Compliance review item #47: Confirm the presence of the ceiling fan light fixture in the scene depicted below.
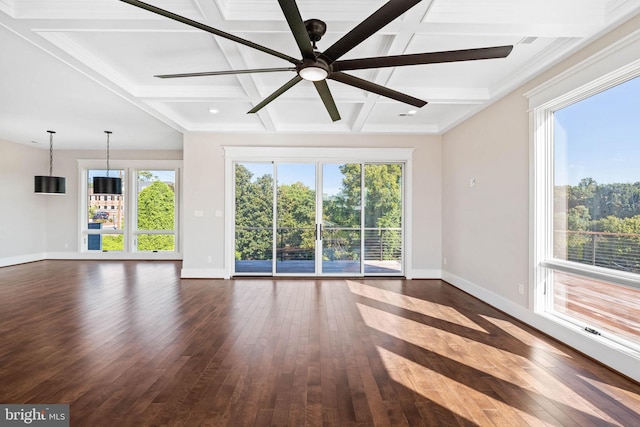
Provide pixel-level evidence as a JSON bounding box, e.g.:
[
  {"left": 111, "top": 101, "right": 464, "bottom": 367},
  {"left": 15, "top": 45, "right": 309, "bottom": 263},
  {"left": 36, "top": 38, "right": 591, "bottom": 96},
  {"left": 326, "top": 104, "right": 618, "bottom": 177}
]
[
  {"left": 298, "top": 59, "right": 330, "bottom": 82},
  {"left": 299, "top": 66, "right": 328, "bottom": 81}
]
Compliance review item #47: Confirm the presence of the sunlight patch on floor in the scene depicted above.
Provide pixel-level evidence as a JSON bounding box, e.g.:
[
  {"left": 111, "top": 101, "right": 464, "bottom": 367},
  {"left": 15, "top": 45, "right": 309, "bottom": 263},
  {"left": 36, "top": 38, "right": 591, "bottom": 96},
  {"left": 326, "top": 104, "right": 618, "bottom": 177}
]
[
  {"left": 478, "top": 314, "right": 571, "bottom": 358},
  {"left": 578, "top": 375, "right": 640, "bottom": 411},
  {"left": 357, "top": 302, "right": 622, "bottom": 424},
  {"left": 347, "top": 280, "right": 488, "bottom": 333},
  {"left": 376, "top": 346, "right": 565, "bottom": 426}
]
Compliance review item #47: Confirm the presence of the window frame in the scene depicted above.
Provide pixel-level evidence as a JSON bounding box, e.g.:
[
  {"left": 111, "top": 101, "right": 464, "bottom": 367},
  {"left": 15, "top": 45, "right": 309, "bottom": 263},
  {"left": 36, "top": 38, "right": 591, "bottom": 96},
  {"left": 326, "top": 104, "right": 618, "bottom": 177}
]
[
  {"left": 528, "top": 30, "right": 640, "bottom": 354},
  {"left": 133, "top": 169, "right": 178, "bottom": 253},
  {"left": 224, "top": 146, "right": 414, "bottom": 279},
  {"left": 78, "top": 159, "right": 182, "bottom": 257}
]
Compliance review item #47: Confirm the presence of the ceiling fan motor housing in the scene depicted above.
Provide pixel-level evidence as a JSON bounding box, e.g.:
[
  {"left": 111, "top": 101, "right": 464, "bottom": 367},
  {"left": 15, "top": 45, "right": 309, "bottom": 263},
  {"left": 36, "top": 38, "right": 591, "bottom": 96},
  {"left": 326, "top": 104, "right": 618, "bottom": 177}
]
[{"left": 304, "top": 19, "right": 326, "bottom": 43}]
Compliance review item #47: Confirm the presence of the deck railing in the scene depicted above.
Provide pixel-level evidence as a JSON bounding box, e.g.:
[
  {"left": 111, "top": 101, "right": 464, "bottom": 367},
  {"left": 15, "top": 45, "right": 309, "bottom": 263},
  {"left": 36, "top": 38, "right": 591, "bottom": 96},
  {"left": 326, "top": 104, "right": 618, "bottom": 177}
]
[
  {"left": 554, "top": 230, "right": 640, "bottom": 273},
  {"left": 235, "top": 226, "right": 402, "bottom": 261}
]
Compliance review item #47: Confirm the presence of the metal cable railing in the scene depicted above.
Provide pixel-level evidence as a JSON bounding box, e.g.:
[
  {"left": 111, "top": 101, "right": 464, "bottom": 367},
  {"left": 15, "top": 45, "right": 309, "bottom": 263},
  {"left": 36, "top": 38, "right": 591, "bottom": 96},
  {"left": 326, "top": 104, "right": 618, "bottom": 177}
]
[
  {"left": 554, "top": 230, "right": 640, "bottom": 273},
  {"left": 235, "top": 226, "right": 402, "bottom": 261}
]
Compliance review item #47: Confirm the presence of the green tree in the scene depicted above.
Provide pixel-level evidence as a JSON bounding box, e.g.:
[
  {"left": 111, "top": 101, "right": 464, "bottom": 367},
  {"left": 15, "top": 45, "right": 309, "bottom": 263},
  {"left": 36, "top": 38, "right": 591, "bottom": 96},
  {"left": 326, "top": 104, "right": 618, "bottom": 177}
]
[
  {"left": 364, "top": 164, "right": 402, "bottom": 259},
  {"left": 323, "top": 164, "right": 402, "bottom": 260},
  {"left": 277, "top": 181, "right": 315, "bottom": 257},
  {"left": 137, "top": 180, "right": 175, "bottom": 250},
  {"left": 594, "top": 215, "right": 640, "bottom": 272},
  {"left": 138, "top": 170, "right": 154, "bottom": 182},
  {"left": 559, "top": 178, "right": 640, "bottom": 272},
  {"left": 235, "top": 165, "right": 273, "bottom": 260}
]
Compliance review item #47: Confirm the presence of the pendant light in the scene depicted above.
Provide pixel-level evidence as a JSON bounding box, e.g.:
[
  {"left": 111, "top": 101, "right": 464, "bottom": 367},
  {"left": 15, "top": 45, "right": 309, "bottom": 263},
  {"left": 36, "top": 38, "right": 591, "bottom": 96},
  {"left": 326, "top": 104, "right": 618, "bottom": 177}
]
[
  {"left": 93, "top": 130, "right": 122, "bottom": 194},
  {"left": 34, "top": 130, "right": 66, "bottom": 195}
]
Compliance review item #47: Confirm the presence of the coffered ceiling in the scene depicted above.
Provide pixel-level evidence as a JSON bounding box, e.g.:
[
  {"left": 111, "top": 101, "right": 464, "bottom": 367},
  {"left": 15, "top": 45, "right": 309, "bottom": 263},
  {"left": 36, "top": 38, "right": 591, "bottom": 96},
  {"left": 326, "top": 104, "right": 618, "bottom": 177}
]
[{"left": 1, "top": 0, "right": 638, "bottom": 150}]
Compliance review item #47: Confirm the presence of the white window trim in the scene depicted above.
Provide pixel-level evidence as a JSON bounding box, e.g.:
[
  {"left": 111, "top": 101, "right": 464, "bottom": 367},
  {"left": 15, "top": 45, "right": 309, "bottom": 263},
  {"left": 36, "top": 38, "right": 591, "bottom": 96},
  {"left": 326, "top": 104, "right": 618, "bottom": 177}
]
[
  {"left": 77, "top": 159, "right": 183, "bottom": 259},
  {"left": 526, "top": 29, "right": 640, "bottom": 379},
  {"left": 223, "top": 146, "right": 414, "bottom": 279}
]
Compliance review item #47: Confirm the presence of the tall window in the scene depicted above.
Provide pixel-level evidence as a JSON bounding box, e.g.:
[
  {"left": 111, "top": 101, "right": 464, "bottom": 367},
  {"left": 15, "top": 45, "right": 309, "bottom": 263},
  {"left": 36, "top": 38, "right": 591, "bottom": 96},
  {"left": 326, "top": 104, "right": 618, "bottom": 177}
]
[
  {"left": 136, "top": 170, "right": 176, "bottom": 252},
  {"left": 87, "top": 169, "right": 125, "bottom": 251},
  {"left": 534, "top": 75, "right": 640, "bottom": 350}
]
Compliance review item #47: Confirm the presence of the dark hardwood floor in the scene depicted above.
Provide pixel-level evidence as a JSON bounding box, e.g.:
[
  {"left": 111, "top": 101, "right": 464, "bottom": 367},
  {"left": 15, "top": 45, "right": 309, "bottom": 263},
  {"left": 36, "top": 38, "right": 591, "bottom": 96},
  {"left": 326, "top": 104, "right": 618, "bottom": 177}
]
[{"left": 0, "top": 260, "right": 639, "bottom": 426}]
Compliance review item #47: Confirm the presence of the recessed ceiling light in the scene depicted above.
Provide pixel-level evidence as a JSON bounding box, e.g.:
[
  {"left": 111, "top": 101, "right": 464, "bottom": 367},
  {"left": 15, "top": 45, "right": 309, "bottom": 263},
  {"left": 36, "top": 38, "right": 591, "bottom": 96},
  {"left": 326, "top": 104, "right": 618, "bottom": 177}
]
[
  {"left": 209, "top": 108, "right": 219, "bottom": 114},
  {"left": 407, "top": 110, "right": 417, "bottom": 115}
]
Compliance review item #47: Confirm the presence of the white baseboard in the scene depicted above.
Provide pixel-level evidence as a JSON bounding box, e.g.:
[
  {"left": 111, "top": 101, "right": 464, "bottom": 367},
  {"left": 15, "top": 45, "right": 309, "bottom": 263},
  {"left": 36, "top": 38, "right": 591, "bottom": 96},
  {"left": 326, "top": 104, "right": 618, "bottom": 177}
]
[
  {"left": 181, "top": 268, "right": 226, "bottom": 279},
  {"left": 442, "top": 270, "right": 640, "bottom": 383},
  {"left": 0, "top": 253, "right": 46, "bottom": 268},
  {"left": 410, "top": 269, "right": 442, "bottom": 279}
]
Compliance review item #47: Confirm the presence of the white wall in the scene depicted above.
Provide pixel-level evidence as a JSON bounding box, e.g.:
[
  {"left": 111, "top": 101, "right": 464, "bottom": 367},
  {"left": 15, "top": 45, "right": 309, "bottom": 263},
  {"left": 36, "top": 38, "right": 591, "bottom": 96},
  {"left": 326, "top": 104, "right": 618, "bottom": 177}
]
[
  {"left": 181, "top": 132, "right": 442, "bottom": 279},
  {"left": 0, "top": 144, "right": 182, "bottom": 264},
  {"left": 0, "top": 139, "right": 49, "bottom": 265},
  {"left": 441, "top": 14, "right": 640, "bottom": 381},
  {"left": 442, "top": 90, "right": 530, "bottom": 304}
]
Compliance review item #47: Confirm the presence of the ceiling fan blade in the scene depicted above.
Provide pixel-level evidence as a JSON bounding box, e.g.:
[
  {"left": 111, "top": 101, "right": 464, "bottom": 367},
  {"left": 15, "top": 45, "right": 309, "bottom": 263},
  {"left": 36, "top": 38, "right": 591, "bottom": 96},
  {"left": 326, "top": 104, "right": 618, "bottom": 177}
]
[
  {"left": 155, "top": 67, "right": 297, "bottom": 79},
  {"left": 248, "top": 76, "right": 303, "bottom": 114},
  {"left": 330, "top": 72, "right": 427, "bottom": 108},
  {"left": 313, "top": 81, "right": 341, "bottom": 122},
  {"left": 278, "top": 0, "right": 315, "bottom": 59},
  {"left": 118, "top": 0, "right": 299, "bottom": 64},
  {"left": 333, "top": 45, "right": 514, "bottom": 72},
  {"left": 320, "top": 0, "right": 421, "bottom": 63}
]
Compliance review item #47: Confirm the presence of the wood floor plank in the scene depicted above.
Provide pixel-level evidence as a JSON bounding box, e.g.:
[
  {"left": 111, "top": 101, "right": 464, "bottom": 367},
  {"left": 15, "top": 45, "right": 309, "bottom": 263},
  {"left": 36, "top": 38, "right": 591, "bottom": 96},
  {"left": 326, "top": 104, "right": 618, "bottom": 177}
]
[{"left": 0, "top": 260, "right": 639, "bottom": 426}]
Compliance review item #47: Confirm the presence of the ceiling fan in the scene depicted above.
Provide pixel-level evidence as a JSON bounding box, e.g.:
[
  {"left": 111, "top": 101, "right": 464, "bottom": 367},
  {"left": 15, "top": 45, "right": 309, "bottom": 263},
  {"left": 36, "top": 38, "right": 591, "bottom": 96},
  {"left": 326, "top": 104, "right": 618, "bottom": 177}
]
[{"left": 119, "top": 0, "right": 513, "bottom": 122}]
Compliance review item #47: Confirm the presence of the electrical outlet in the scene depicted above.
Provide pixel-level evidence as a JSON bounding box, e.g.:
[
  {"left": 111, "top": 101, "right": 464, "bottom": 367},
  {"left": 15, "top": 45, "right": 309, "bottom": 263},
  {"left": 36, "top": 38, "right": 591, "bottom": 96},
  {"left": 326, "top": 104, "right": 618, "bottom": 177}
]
[
  {"left": 443, "top": 257, "right": 447, "bottom": 265},
  {"left": 207, "top": 256, "right": 212, "bottom": 264},
  {"left": 470, "top": 178, "right": 476, "bottom": 187},
  {"left": 518, "top": 283, "right": 525, "bottom": 295}
]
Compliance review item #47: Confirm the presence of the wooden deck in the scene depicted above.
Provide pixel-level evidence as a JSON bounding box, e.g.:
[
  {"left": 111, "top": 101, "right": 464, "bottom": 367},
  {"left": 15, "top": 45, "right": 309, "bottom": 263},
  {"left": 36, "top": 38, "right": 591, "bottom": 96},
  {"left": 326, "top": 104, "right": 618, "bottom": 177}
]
[
  {"left": 552, "top": 271, "right": 640, "bottom": 344},
  {"left": 0, "top": 260, "right": 639, "bottom": 426}
]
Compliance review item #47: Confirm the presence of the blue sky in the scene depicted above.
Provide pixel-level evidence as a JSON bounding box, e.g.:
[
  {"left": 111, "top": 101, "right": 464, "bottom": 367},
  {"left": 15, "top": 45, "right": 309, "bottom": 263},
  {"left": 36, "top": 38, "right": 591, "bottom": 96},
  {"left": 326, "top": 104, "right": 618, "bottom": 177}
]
[{"left": 554, "top": 75, "right": 640, "bottom": 186}]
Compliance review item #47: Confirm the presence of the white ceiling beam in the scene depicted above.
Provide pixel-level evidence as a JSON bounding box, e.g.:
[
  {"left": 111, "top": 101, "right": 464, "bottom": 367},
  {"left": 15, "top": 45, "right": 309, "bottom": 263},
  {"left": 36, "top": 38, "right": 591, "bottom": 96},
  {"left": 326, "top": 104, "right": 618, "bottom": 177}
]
[{"left": 352, "top": 0, "right": 436, "bottom": 132}]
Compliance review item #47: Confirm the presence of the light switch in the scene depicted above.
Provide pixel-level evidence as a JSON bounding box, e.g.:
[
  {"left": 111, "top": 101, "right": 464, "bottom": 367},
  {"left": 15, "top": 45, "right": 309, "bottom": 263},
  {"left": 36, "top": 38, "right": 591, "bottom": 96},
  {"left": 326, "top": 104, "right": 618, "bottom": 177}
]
[
  {"left": 194, "top": 210, "right": 204, "bottom": 217},
  {"left": 215, "top": 210, "right": 222, "bottom": 217}
]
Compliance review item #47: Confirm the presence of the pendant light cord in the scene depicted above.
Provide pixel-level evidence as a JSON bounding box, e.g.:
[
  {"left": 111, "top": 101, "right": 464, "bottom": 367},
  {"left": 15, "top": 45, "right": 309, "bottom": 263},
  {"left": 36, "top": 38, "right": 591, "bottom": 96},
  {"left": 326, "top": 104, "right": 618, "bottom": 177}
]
[
  {"left": 47, "top": 130, "right": 55, "bottom": 177},
  {"left": 105, "top": 131, "right": 112, "bottom": 177}
]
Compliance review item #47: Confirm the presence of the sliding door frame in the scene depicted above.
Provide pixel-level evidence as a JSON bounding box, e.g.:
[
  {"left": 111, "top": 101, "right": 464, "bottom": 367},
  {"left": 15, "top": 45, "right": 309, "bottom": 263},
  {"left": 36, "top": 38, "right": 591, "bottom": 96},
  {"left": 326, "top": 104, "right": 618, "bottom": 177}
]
[{"left": 224, "top": 146, "right": 414, "bottom": 278}]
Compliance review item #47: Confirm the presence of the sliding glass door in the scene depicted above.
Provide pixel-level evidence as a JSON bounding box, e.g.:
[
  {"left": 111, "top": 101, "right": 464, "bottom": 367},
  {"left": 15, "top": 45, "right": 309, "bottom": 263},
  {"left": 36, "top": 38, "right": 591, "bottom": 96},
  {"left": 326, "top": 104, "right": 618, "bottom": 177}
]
[
  {"left": 234, "top": 161, "right": 404, "bottom": 276},
  {"left": 234, "top": 163, "right": 274, "bottom": 274},
  {"left": 322, "top": 164, "right": 362, "bottom": 274},
  {"left": 276, "top": 163, "right": 317, "bottom": 274}
]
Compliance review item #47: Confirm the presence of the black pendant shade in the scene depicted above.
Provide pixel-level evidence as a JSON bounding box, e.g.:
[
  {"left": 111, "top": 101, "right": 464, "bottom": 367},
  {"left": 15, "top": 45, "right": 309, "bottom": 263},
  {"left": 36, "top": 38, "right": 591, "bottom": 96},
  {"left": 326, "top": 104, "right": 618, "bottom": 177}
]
[
  {"left": 34, "top": 175, "right": 66, "bottom": 194},
  {"left": 35, "top": 130, "right": 66, "bottom": 195},
  {"left": 93, "top": 130, "right": 122, "bottom": 194},
  {"left": 93, "top": 176, "right": 122, "bottom": 195}
]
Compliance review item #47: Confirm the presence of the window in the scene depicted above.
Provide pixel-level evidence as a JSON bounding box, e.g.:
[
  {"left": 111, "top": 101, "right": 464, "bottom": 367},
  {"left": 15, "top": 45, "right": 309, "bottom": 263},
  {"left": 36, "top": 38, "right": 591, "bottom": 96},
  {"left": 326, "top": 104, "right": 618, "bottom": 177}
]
[
  {"left": 87, "top": 169, "right": 125, "bottom": 251},
  {"left": 80, "top": 160, "right": 181, "bottom": 255},
  {"left": 531, "top": 67, "right": 640, "bottom": 351},
  {"left": 135, "top": 170, "right": 176, "bottom": 252}
]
